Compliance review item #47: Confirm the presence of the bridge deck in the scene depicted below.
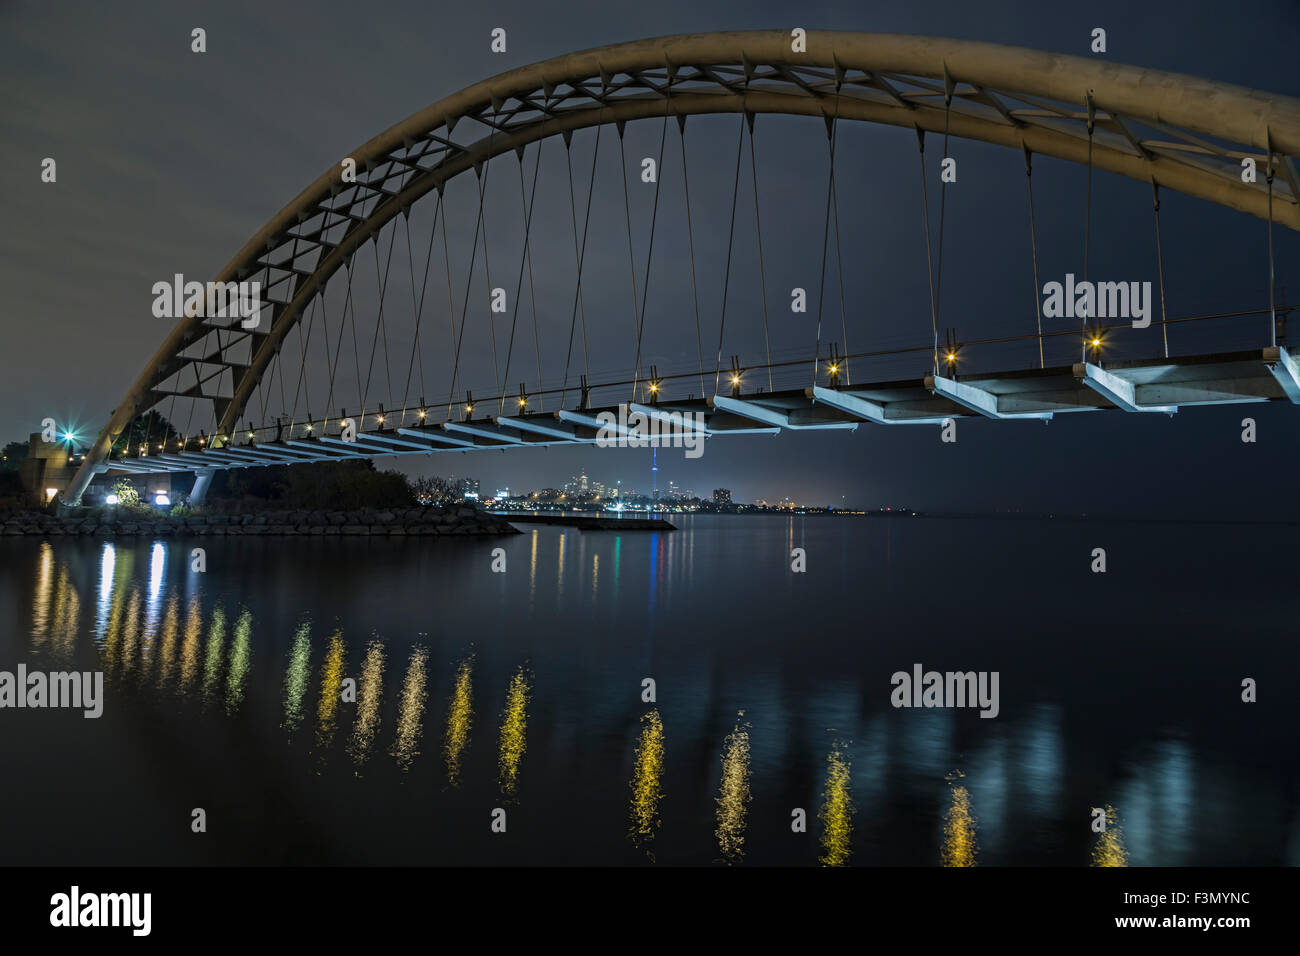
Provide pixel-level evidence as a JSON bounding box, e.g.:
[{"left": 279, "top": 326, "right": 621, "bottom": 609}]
[{"left": 102, "top": 347, "right": 1299, "bottom": 479}]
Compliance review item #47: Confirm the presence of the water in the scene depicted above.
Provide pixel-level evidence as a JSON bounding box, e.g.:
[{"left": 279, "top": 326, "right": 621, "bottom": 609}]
[{"left": 2, "top": 514, "right": 1297, "bottom": 866}]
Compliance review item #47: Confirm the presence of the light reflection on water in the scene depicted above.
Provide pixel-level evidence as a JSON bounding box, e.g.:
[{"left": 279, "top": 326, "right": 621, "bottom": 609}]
[
  {"left": 942, "top": 773, "right": 977, "bottom": 867},
  {"left": 497, "top": 666, "right": 530, "bottom": 797},
  {"left": 629, "top": 709, "right": 665, "bottom": 859},
  {"left": 5, "top": 516, "right": 1297, "bottom": 866},
  {"left": 819, "top": 746, "right": 853, "bottom": 867},
  {"left": 715, "top": 712, "right": 751, "bottom": 864},
  {"left": 391, "top": 646, "right": 429, "bottom": 772},
  {"left": 443, "top": 654, "right": 474, "bottom": 787},
  {"left": 347, "top": 639, "right": 385, "bottom": 770}
]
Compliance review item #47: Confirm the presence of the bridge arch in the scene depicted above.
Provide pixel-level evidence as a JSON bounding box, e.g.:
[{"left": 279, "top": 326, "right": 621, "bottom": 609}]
[{"left": 66, "top": 30, "right": 1300, "bottom": 503}]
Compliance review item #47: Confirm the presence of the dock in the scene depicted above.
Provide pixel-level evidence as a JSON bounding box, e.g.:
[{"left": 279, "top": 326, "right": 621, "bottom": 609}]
[{"left": 494, "top": 512, "right": 676, "bottom": 531}]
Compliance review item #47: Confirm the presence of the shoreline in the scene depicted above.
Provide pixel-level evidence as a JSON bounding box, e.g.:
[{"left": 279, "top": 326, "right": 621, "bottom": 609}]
[{"left": 0, "top": 505, "right": 521, "bottom": 537}]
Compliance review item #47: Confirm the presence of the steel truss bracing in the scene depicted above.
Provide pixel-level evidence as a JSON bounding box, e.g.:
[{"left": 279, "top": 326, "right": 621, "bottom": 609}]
[{"left": 65, "top": 31, "right": 1300, "bottom": 502}]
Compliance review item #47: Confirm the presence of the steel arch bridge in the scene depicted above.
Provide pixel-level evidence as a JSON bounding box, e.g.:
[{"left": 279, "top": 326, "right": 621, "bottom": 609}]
[{"left": 64, "top": 30, "right": 1300, "bottom": 504}]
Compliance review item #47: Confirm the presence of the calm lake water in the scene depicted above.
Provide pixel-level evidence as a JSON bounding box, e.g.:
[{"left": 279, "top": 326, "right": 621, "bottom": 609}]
[{"left": 1, "top": 514, "right": 1297, "bottom": 866}]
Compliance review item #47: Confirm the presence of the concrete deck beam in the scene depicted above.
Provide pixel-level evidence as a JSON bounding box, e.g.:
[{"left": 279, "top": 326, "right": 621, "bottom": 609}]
[
  {"left": 1073, "top": 362, "right": 1177, "bottom": 413},
  {"left": 495, "top": 415, "right": 593, "bottom": 441},
  {"left": 807, "top": 385, "right": 953, "bottom": 424},
  {"left": 443, "top": 422, "right": 527, "bottom": 444},
  {"left": 316, "top": 436, "right": 401, "bottom": 456},
  {"left": 395, "top": 427, "right": 474, "bottom": 449},
  {"left": 927, "top": 375, "right": 1054, "bottom": 420},
  {"left": 709, "top": 395, "right": 858, "bottom": 430},
  {"left": 356, "top": 430, "right": 442, "bottom": 452},
  {"left": 1264, "top": 345, "right": 1300, "bottom": 403}
]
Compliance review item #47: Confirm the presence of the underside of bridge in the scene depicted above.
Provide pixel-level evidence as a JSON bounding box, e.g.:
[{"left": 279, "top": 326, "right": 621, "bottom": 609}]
[{"left": 98, "top": 347, "right": 1300, "bottom": 497}]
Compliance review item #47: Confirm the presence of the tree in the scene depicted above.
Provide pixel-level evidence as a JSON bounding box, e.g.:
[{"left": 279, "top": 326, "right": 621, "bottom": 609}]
[
  {"left": 410, "top": 475, "right": 455, "bottom": 505},
  {"left": 207, "top": 459, "right": 415, "bottom": 510},
  {"left": 110, "top": 410, "right": 179, "bottom": 457},
  {"left": 109, "top": 478, "right": 153, "bottom": 514},
  {"left": 0, "top": 440, "right": 28, "bottom": 472}
]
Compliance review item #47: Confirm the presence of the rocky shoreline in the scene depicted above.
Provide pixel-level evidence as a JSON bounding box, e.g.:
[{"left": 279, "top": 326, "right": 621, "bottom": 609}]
[{"left": 0, "top": 505, "right": 521, "bottom": 537}]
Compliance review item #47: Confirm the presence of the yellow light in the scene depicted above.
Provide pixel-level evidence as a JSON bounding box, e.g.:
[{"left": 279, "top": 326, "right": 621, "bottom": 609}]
[
  {"left": 305, "top": 423, "right": 314, "bottom": 433},
  {"left": 518, "top": 397, "right": 527, "bottom": 407},
  {"left": 465, "top": 403, "right": 474, "bottom": 414},
  {"left": 730, "top": 374, "right": 741, "bottom": 385},
  {"left": 946, "top": 352, "right": 956, "bottom": 363},
  {"left": 44, "top": 488, "right": 58, "bottom": 501},
  {"left": 198, "top": 437, "right": 206, "bottom": 446},
  {"left": 1091, "top": 338, "right": 1101, "bottom": 348},
  {"left": 649, "top": 382, "right": 659, "bottom": 393},
  {"left": 418, "top": 409, "right": 427, "bottom": 419},
  {"left": 247, "top": 431, "right": 255, "bottom": 439},
  {"left": 828, "top": 363, "right": 839, "bottom": 374}
]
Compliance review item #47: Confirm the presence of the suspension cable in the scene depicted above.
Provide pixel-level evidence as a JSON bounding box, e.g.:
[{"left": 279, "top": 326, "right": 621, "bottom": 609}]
[
  {"left": 812, "top": 99, "right": 840, "bottom": 386},
  {"left": 438, "top": 186, "right": 457, "bottom": 417},
  {"left": 631, "top": 94, "right": 672, "bottom": 399},
  {"left": 344, "top": 259, "right": 363, "bottom": 419},
  {"left": 560, "top": 120, "right": 602, "bottom": 407},
  {"left": 399, "top": 192, "right": 442, "bottom": 425},
  {"left": 1267, "top": 140, "right": 1277, "bottom": 347},
  {"left": 749, "top": 112, "right": 775, "bottom": 392},
  {"left": 917, "top": 129, "right": 939, "bottom": 374},
  {"left": 523, "top": 152, "right": 544, "bottom": 412},
  {"left": 446, "top": 160, "right": 491, "bottom": 419},
  {"left": 288, "top": 295, "right": 319, "bottom": 428},
  {"left": 1151, "top": 180, "right": 1170, "bottom": 358},
  {"left": 678, "top": 115, "right": 706, "bottom": 397},
  {"left": 617, "top": 124, "right": 643, "bottom": 393},
  {"left": 831, "top": 133, "right": 850, "bottom": 387},
  {"left": 361, "top": 225, "right": 398, "bottom": 421},
  {"left": 1024, "top": 146, "right": 1044, "bottom": 368},
  {"left": 500, "top": 141, "right": 544, "bottom": 415},
  {"left": 1082, "top": 94, "right": 1095, "bottom": 361},
  {"left": 933, "top": 77, "right": 953, "bottom": 374},
  {"left": 481, "top": 169, "right": 502, "bottom": 402},
  {"left": 714, "top": 111, "right": 747, "bottom": 395},
  {"left": 319, "top": 288, "right": 343, "bottom": 427}
]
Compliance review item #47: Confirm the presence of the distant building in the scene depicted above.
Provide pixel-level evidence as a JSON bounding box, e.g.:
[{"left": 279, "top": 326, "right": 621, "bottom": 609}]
[
  {"left": 454, "top": 477, "right": 480, "bottom": 498},
  {"left": 713, "top": 488, "right": 732, "bottom": 507}
]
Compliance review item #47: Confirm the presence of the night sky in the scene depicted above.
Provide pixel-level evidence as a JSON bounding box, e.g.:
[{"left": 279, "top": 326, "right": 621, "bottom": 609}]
[{"left": 3, "top": 0, "right": 1298, "bottom": 516}]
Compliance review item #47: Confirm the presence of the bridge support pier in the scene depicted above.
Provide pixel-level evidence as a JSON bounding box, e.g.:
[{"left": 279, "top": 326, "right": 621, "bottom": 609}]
[{"left": 189, "top": 469, "right": 216, "bottom": 505}]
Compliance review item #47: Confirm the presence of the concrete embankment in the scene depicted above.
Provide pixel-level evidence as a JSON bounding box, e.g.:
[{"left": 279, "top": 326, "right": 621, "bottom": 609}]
[{"left": 0, "top": 505, "right": 521, "bottom": 537}]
